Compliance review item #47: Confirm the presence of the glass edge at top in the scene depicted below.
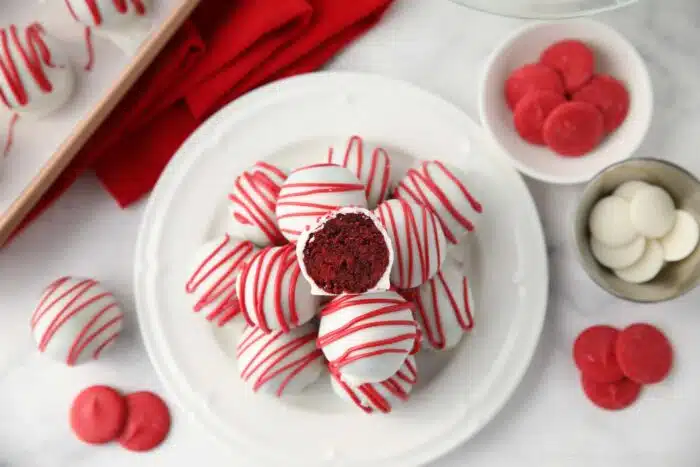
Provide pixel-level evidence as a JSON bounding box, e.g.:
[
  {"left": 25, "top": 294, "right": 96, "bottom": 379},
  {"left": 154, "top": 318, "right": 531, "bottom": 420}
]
[{"left": 447, "top": 0, "right": 639, "bottom": 20}]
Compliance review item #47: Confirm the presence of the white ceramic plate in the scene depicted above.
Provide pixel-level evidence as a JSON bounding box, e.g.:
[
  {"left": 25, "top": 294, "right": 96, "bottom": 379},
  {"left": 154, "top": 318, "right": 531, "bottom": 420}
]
[{"left": 134, "top": 71, "right": 548, "bottom": 467}]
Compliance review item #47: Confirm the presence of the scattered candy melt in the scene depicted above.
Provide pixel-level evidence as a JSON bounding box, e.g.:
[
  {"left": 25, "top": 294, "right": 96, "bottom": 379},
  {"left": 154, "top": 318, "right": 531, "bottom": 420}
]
[
  {"left": 70, "top": 386, "right": 172, "bottom": 453},
  {"left": 573, "top": 325, "right": 624, "bottom": 383},
  {"left": 118, "top": 392, "right": 171, "bottom": 452},
  {"left": 70, "top": 386, "right": 127, "bottom": 445},
  {"left": 581, "top": 374, "right": 642, "bottom": 411},
  {"left": 573, "top": 323, "right": 672, "bottom": 411},
  {"left": 616, "top": 323, "right": 673, "bottom": 385}
]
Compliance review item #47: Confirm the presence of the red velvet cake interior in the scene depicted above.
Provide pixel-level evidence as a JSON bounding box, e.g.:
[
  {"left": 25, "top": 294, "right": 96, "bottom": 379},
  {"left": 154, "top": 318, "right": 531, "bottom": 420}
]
[{"left": 302, "top": 213, "right": 390, "bottom": 294}]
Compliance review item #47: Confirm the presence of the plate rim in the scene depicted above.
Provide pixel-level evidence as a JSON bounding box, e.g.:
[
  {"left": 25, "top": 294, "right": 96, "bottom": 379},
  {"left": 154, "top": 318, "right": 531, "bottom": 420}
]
[{"left": 133, "top": 70, "right": 549, "bottom": 466}]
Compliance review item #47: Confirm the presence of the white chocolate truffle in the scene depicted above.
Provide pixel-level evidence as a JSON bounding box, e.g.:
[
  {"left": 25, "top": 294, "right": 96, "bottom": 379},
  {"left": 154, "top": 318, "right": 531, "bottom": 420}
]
[
  {"left": 330, "top": 355, "right": 417, "bottom": 414},
  {"left": 589, "top": 196, "right": 639, "bottom": 247},
  {"left": 375, "top": 199, "right": 446, "bottom": 289},
  {"left": 237, "top": 323, "right": 324, "bottom": 397},
  {"left": 590, "top": 236, "right": 646, "bottom": 270},
  {"left": 275, "top": 163, "right": 367, "bottom": 242},
  {"left": 65, "top": 0, "right": 151, "bottom": 29},
  {"left": 327, "top": 135, "right": 392, "bottom": 209},
  {"left": 614, "top": 180, "right": 650, "bottom": 202},
  {"left": 237, "top": 245, "right": 320, "bottom": 333},
  {"left": 629, "top": 185, "right": 676, "bottom": 239},
  {"left": 228, "top": 162, "right": 288, "bottom": 247},
  {"left": 65, "top": 0, "right": 153, "bottom": 54},
  {"left": 0, "top": 23, "right": 74, "bottom": 117},
  {"left": 185, "top": 235, "right": 257, "bottom": 327},
  {"left": 660, "top": 210, "right": 700, "bottom": 262},
  {"left": 31, "top": 277, "right": 124, "bottom": 366},
  {"left": 394, "top": 160, "right": 483, "bottom": 244},
  {"left": 296, "top": 207, "right": 393, "bottom": 296},
  {"left": 614, "top": 239, "right": 665, "bottom": 284},
  {"left": 318, "top": 291, "right": 418, "bottom": 385},
  {"left": 410, "top": 259, "right": 475, "bottom": 351}
]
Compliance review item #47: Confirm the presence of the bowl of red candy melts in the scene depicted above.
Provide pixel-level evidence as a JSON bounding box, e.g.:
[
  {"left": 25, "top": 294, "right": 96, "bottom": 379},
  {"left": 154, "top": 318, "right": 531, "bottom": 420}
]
[{"left": 479, "top": 19, "right": 653, "bottom": 185}]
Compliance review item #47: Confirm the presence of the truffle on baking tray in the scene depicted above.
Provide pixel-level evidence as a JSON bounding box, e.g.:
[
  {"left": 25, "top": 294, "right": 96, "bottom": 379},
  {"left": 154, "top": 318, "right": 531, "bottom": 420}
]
[
  {"left": 0, "top": 22, "right": 75, "bottom": 156},
  {"left": 374, "top": 198, "right": 446, "bottom": 289},
  {"left": 237, "top": 323, "right": 324, "bottom": 397},
  {"left": 395, "top": 160, "right": 483, "bottom": 244},
  {"left": 296, "top": 207, "right": 393, "bottom": 296},
  {"left": 327, "top": 135, "right": 392, "bottom": 209},
  {"left": 317, "top": 291, "right": 419, "bottom": 385},
  {"left": 31, "top": 277, "right": 124, "bottom": 366},
  {"left": 64, "top": 0, "right": 153, "bottom": 65},
  {"left": 185, "top": 234, "right": 257, "bottom": 327},
  {"left": 228, "top": 162, "right": 288, "bottom": 247},
  {"left": 0, "top": 23, "right": 75, "bottom": 117},
  {"left": 236, "top": 244, "right": 321, "bottom": 333},
  {"left": 275, "top": 163, "right": 367, "bottom": 242},
  {"left": 403, "top": 258, "right": 475, "bottom": 351},
  {"left": 330, "top": 355, "right": 417, "bottom": 414}
]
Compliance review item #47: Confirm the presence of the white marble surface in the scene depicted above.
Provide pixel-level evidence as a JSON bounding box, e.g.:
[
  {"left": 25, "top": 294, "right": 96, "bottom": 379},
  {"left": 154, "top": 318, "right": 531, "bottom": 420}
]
[{"left": 1, "top": 1, "right": 700, "bottom": 466}]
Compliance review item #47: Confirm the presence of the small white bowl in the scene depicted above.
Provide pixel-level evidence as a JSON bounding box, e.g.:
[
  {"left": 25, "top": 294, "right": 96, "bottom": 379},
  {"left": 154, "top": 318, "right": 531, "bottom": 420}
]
[{"left": 479, "top": 19, "right": 653, "bottom": 185}]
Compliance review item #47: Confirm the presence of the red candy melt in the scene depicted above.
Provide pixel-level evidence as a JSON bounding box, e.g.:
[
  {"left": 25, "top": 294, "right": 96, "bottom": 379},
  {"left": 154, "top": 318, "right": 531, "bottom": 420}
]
[
  {"left": 573, "top": 74, "right": 630, "bottom": 133},
  {"left": 540, "top": 39, "right": 595, "bottom": 93},
  {"left": 70, "top": 385, "right": 127, "bottom": 445},
  {"left": 118, "top": 391, "right": 172, "bottom": 452},
  {"left": 543, "top": 101, "right": 604, "bottom": 157},
  {"left": 616, "top": 324, "right": 673, "bottom": 384},
  {"left": 573, "top": 323, "right": 673, "bottom": 412},
  {"left": 581, "top": 374, "right": 642, "bottom": 411},
  {"left": 504, "top": 63, "right": 565, "bottom": 110},
  {"left": 503, "top": 39, "right": 629, "bottom": 158},
  {"left": 573, "top": 325, "right": 624, "bottom": 383},
  {"left": 513, "top": 90, "right": 567, "bottom": 145}
]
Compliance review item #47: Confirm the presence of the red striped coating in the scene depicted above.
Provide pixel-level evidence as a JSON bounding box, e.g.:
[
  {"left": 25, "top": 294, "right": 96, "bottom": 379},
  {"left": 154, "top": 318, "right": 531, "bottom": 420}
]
[
  {"left": 327, "top": 135, "right": 392, "bottom": 207},
  {"left": 237, "top": 325, "right": 323, "bottom": 397},
  {"left": 229, "top": 162, "right": 287, "bottom": 246},
  {"left": 185, "top": 234, "right": 256, "bottom": 326},
  {"left": 31, "top": 277, "right": 123, "bottom": 365},
  {"left": 395, "top": 161, "right": 482, "bottom": 243},
  {"left": 331, "top": 356, "right": 417, "bottom": 414},
  {"left": 318, "top": 293, "right": 418, "bottom": 375}
]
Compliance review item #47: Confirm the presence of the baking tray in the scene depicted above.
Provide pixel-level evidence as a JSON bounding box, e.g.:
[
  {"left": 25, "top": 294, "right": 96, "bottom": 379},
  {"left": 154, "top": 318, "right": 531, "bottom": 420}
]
[{"left": 0, "top": 0, "right": 202, "bottom": 246}]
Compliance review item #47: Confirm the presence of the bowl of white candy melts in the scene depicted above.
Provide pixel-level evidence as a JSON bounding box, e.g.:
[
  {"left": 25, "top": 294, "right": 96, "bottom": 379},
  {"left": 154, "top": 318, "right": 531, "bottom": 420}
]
[{"left": 574, "top": 158, "right": 700, "bottom": 302}]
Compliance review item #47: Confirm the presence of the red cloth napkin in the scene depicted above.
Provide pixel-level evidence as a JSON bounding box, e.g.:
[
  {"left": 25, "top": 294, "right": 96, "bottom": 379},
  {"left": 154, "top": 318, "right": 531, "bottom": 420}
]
[{"left": 14, "top": 0, "right": 393, "bottom": 237}]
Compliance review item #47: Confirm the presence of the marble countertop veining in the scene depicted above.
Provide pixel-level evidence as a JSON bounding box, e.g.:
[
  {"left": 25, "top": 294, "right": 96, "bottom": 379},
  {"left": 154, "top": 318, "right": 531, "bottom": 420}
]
[{"left": 1, "top": 1, "right": 700, "bottom": 466}]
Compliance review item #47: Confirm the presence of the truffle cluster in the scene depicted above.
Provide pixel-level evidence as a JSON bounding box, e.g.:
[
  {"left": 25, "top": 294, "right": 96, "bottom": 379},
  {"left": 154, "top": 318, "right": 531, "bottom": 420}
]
[{"left": 184, "top": 135, "right": 484, "bottom": 413}]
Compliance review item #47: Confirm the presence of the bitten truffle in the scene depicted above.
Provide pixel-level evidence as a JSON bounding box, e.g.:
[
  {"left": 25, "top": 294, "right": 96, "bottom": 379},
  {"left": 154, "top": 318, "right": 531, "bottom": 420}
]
[{"left": 297, "top": 207, "right": 393, "bottom": 295}]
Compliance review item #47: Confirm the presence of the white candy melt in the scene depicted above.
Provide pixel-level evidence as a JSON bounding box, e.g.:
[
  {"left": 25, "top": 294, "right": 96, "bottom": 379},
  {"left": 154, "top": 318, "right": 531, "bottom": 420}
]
[
  {"left": 660, "top": 210, "right": 700, "bottom": 262},
  {"left": 589, "top": 196, "right": 639, "bottom": 247},
  {"left": 591, "top": 236, "right": 646, "bottom": 270},
  {"left": 614, "top": 180, "right": 650, "bottom": 202},
  {"left": 629, "top": 185, "right": 676, "bottom": 238},
  {"left": 614, "top": 239, "right": 665, "bottom": 284}
]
